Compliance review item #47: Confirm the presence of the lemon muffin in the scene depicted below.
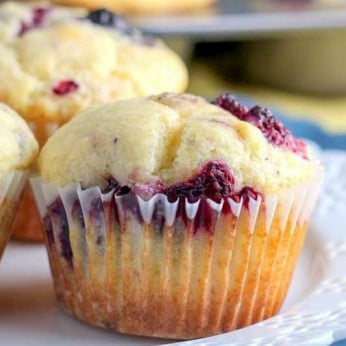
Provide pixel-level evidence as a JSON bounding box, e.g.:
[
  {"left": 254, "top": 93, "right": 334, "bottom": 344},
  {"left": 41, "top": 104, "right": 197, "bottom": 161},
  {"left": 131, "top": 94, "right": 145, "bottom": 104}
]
[
  {"left": 0, "top": 3, "right": 188, "bottom": 123},
  {"left": 52, "top": 0, "right": 215, "bottom": 14},
  {"left": 33, "top": 93, "right": 322, "bottom": 339},
  {"left": 0, "top": 1, "right": 188, "bottom": 241},
  {"left": 0, "top": 103, "right": 38, "bottom": 257}
]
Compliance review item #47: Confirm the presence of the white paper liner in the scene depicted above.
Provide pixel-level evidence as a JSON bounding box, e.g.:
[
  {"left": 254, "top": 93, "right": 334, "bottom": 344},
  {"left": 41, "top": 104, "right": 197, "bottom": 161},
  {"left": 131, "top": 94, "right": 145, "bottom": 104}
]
[
  {"left": 32, "top": 166, "right": 323, "bottom": 235},
  {"left": 0, "top": 170, "right": 28, "bottom": 257},
  {"left": 30, "top": 168, "right": 323, "bottom": 339},
  {"left": 11, "top": 121, "right": 61, "bottom": 241}
]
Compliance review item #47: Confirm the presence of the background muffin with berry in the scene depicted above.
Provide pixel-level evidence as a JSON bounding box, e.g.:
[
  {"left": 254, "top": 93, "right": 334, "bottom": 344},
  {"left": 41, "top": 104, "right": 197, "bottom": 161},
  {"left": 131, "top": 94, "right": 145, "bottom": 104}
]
[
  {"left": 0, "top": 1, "right": 188, "bottom": 241},
  {"left": 33, "top": 92, "right": 322, "bottom": 339}
]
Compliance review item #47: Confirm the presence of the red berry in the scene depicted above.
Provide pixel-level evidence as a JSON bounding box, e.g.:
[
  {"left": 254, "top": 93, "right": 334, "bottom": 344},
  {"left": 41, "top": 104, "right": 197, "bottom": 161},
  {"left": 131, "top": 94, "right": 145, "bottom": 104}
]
[
  {"left": 32, "top": 7, "right": 50, "bottom": 25},
  {"left": 214, "top": 94, "right": 308, "bottom": 159},
  {"left": 245, "top": 106, "right": 307, "bottom": 158},
  {"left": 236, "top": 186, "right": 260, "bottom": 207},
  {"left": 18, "top": 7, "right": 51, "bottom": 36},
  {"left": 52, "top": 80, "right": 79, "bottom": 96},
  {"left": 214, "top": 93, "right": 248, "bottom": 118},
  {"left": 164, "top": 161, "right": 235, "bottom": 202}
]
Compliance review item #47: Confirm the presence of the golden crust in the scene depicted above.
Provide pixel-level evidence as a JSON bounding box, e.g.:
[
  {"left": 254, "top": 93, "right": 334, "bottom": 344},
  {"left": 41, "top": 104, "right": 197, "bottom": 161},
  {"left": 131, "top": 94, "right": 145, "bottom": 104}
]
[{"left": 39, "top": 93, "right": 319, "bottom": 195}]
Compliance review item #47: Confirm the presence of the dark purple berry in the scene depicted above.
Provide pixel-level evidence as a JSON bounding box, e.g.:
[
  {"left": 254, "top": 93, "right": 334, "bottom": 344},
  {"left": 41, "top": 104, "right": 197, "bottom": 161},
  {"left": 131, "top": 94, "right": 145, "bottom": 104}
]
[
  {"left": 43, "top": 214, "right": 55, "bottom": 247},
  {"left": 102, "top": 176, "right": 131, "bottom": 195},
  {"left": 84, "top": 8, "right": 157, "bottom": 46},
  {"left": 85, "top": 9, "right": 132, "bottom": 34},
  {"left": 164, "top": 161, "right": 235, "bottom": 203},
  {"left": 47, "top": 198, "right": 73, "bottom": 267}
]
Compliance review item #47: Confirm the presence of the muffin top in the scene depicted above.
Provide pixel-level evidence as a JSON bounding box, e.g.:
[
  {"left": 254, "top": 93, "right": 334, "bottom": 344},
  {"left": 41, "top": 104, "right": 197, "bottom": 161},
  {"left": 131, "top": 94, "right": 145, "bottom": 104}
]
[
  {"left": 39, "top": 93, "right": 320, "bottom": 199},
  {"left": 0, "top": 2, "right": 188, "bottom": 123},
  {"left": 0, "top": 103, "right": 38, "bottom": 172}
]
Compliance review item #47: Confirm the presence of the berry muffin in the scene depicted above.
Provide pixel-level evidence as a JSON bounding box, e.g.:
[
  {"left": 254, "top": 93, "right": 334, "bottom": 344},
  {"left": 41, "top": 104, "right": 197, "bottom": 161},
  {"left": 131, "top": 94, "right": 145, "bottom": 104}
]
[
  {"left": 51, "top": 0, "right": 215, "bottom": 14},
  {"left": 0, "top": 103, "right": 38, "bottom": 257},
  {"left": 32, "top": 93, "right": 322, "bottom": 339},
  {"left": 0, "top": 1, "right": 188, "bottom": 241}
]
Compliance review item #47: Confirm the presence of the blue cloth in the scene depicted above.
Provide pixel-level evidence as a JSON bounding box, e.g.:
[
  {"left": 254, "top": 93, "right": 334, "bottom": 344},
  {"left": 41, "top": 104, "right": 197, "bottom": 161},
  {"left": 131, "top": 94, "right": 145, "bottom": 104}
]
[
  {"left": 238, "top": 96, "right": 346, "bottom": 150},
  {"left": 276, "top": 113, "right": 346, "bottom": 150},
  {"left": 331, "top": 341, "right": 346, "bottom": 346}
]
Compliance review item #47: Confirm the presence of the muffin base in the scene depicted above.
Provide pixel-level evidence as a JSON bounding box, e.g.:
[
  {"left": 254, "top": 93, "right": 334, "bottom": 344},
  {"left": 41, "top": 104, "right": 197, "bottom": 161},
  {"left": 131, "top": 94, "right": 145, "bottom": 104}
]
[
  {"left": 32, "top": 174, "right": 321, "bottom": 339},
  {"left": 56, "top": 217, "right": 307, "bottom": 339}
]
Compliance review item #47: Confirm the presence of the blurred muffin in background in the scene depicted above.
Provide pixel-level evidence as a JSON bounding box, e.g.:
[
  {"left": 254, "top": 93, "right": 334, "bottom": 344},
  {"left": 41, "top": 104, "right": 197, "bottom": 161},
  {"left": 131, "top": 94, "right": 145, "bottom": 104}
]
[
  {"left": 0, "top": 1, "right": 188, "bottom": 241},
  {"left": 51, "top": 0, "right": 215, "bottom": 13}
]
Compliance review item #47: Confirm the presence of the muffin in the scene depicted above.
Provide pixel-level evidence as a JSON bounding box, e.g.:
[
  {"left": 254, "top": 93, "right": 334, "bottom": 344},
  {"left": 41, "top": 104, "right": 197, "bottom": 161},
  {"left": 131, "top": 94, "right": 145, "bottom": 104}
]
[
  {"left": 0, "top": 103, "right": 38, "bottom": 257},
  {"left": 51, "top": 0, "right": 215, "bottom": 14},
  {"left": 32, "top": 93, "right": 322, "bottom": 339},
  {"left": 0, "top": 1, "right": 188, "bottom": 241}
]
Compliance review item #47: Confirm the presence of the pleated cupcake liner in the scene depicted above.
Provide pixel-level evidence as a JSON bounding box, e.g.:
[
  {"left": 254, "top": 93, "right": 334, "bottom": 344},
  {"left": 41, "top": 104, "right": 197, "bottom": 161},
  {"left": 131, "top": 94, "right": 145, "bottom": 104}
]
[
  {"left": 12, "top": 121, "right": 60, "bottom": 241},
  {"left": 31, "top": 169, "right": 323, "bottom": 339},
  {"left": 0, "top": 170, "right": 28, "bottom": 257}
]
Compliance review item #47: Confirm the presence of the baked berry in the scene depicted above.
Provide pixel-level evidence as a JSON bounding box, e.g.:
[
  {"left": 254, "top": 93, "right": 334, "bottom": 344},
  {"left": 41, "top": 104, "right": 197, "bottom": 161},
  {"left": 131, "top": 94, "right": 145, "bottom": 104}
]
[
  {"left": 103, "top": 176, "right": 131, "bottom": 195},
  {"left": 164, "top": 161, "right": 235, "bottom": 202},
  {"left": 244, "top": 106, "right": 307, "bottom": 158},
  {"left": 237, "top": 186, "right": 260, "bottom": 207},
  {"left": 85, "top": 9, "right": 132, "bottom": 35},
  {"left": 18, "top": 7, "right": 51, "bottom": 36},
  {"left": 214, "top": 93, "right": 307, "bottom": 158},
  {"left": 48, "top": 197, "right": 73, "bottom": 266},
  {"left": 52, "top": 80, "right": 79, "bottom": 96},
  {"left": 32, "top": 7, "right": 50, "bottom": 25},
  {"left": 214, "top": 93, "right": 248, "bottom": 118}
]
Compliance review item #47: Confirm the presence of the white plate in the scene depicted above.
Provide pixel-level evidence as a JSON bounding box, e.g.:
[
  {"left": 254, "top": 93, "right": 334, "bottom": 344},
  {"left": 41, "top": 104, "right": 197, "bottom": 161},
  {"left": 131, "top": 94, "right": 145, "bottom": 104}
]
[
  {"left": 134, "top": 0, "right": 346, "bottom": 38},
  {"left": 0, "top": 151, "right": 345, "bottom": 346}
]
